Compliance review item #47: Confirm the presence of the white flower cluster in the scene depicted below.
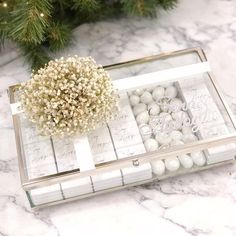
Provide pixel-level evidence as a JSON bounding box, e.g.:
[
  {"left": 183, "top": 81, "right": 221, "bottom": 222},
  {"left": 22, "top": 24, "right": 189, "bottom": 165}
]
[{"left": 20, "top": 56, "right": 119, "bottom": 137}]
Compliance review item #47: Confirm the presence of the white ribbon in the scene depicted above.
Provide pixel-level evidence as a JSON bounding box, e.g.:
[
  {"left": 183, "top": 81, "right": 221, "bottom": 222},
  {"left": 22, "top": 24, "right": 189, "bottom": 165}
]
[
  {"left": 112, "top": 62, "right": 211, "bottom": 91},
  {"left": 73, "top": 136, "right": 95, "bottom": 172}
]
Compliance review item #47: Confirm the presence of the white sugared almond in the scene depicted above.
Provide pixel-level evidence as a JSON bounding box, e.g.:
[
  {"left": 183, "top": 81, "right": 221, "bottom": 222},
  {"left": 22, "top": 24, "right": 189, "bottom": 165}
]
[
  {"left": 165, "top": 157, "right": 180, "bottom": 172},
  {"left": 151, "top": 160, "right": 165, "bottom": 175},
  {"left": 136, "top": 111, "right": 150, "bottom": 124},
  {"left": 144, "top": 138, "right": 159, "bottom": 152}
]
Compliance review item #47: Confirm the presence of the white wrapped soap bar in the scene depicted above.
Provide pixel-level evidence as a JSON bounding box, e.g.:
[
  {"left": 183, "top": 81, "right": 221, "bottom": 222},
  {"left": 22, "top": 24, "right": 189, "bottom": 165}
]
[
  {"left": 108, "top": 93, "right": 144, "bottom": 148},
  {"left": 178, "top": 81, "right": 236, "bottom": 164},
  {"left": 110, "top": 92, "right": 136, "bottom": 124},
  {"left": 30, "top": 184, "right": 63, "bottom": 206},
  {"left": 116, "top": 143, "right": 152, "bottom": 184},
  {"left": 178, "top": 81, "right": 225, "bottom": 126},
  {"left": 116, "top": 144, "right": 146, "bottom": 158},
  {"left": 20, "top": 115, "right": 58, "bottom": 179},
  {"left": 53, "top": 137, "right": 79, "bottom": 172},
  {"left": 23, "top": 141, "right": 57, "bottom": 179},
  {"left": 109, "top": 92, "right": 152, "bottom": 184},
  {"left": 87, "top": 124, "right": 122, "bottom": 191},
  {"left": 109, "top": 121, "right": 144, "bottom": 149},
  {"left": 88, "top": 126, "right": 117, "bottom": 164},
  {"left": 61, "top": 177, "right": 93, "bottom": 198},
  {"left": 91, "top": 170, "right": 122, "bottom": 191},
  {"left": 121, "top": 163, "right": 152, "bottom": 184}
]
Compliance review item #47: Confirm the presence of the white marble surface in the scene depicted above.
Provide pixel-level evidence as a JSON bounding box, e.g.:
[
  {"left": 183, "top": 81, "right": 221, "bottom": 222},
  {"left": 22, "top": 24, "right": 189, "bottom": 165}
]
[{"left": 1, "top": 0, "right": 236, "bottom": 235}]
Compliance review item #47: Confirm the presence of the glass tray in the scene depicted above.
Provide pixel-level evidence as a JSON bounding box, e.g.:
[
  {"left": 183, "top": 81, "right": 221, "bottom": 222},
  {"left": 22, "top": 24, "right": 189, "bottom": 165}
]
[{"left": 9, "top": 47, "right": 236, "bottom": 209}]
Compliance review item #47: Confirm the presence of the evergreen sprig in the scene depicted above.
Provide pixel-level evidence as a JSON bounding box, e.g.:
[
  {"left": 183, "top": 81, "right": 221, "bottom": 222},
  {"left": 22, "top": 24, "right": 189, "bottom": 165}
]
[
  {"left": 8, "top": 0, "right": 52, "bottom": 44},
  {"left": 20, "top": 43, "right": 51, "bottom": 71},
  {"left": 47, "top": 22, "right": 72, "bottom": 51},
  {"left": 0, "top": 0, "right": 178, "bottom": 69},
  {"left": 121, "top": 0, "right": 158, "bottom": 17},
  {"left": 158, "top": 0, "right": 178, "bottom": 10},
  {"left": 72, "top": 0, "right": 101, "bottom": 12}
]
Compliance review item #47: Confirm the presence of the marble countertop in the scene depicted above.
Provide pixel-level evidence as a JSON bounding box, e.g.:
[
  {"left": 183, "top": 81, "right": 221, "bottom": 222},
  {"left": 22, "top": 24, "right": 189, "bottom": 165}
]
[{"left": 1, "top": 0, "right": 236, "bottom": 235}]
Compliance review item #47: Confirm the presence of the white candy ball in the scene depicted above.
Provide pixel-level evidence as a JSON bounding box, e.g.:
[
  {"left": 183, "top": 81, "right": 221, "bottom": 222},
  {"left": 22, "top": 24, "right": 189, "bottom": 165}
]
[
  {"left": 140, "top": 91, "right": 153, "bottom": 104},
  {"left": 155, "top": 132, "right": 172, "bottom": 145},
  {"left": 169, "top": 98, "right": 183, "bottom": 113},
  {"left": 165, "top": 157, "right": 180, "bottom": 172},
  {"left": 159, "top": 112, "right": 172, "bottom": 123},
  {"left": 159, "top": 101, "right": 169, "bottom": 112},
  {"left": 182, "top": 133, "right": 198, "bottom": 143},
  {"left": 170, "top": 130, "right": 183, "bottom": 141},
  {"left": 170, "top": 120, "right": 182, "bottom": 131},
  {"left": 144, "top": 138, "right": 159, "bottom": 152},
  {"left": 191, "top": 152, "right": 206, "bottom": 166},
  {"left": 172, "top": 111, "right": 190, "bottom": 123},
  {"left": 136, "top": 111, "right": 149, "bottom": 125},
  {"left": 133, "top": 88, "right": 145, "bottom": 96},
  {"left": 165, "top": 86, "right": 178, "bottom": 99},
  {"left": 133, "top": 103, "right": 147, "bottom": 116},
  {"left": 139, "top": 124, "right": 152, "bottom": 141},
  {"left": 129, "top": 95, "right": 140, "bottom": 106},
  {"left": 151, "top": 160, "right": 165, "bottom": 175},
  {"left": 178, "top": 154, "right": 193, "bottom": 169},
  {"left": 182, "top": 126, "right": 193, "bottom": 134},
  {"left": 152, "top": 87, "right": 165, "bottom": 101},
  {"left": 148, "top": 102, "right": 160, "bottom": 116}
]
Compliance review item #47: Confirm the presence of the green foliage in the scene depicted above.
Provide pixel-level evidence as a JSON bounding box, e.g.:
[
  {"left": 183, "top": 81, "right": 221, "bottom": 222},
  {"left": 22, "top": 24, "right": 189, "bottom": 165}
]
[
  {"left": 121, "top": 0, "right": 158, "bottom": 17},
  {"left": 20, "top": 43, "right": 51, "bottom": 71},
  {"left": 158, "top": 0, "right": 178, "bottom": 10},
  {"left": 0, "top": 0, "right": 178, "bottom": 69},
  {"left": 71, "top": 0, "right": 101, "bottom": 12},
  {"left": 47, "top": 22, "right": 72, "bottom": 51},
  {"left": 9, "top": 0, "right": 52, "bottom": 44}
]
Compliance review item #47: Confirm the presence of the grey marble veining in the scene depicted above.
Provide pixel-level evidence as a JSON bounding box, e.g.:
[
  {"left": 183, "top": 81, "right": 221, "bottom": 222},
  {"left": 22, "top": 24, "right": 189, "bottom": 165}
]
[{"left": 1, "top": 0, "right": 236, "bottom": 235}]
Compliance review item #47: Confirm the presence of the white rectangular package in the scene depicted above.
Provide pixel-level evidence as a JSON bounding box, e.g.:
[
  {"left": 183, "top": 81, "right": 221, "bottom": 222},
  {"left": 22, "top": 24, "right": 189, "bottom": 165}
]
[
  {"left": 108, "top": 93, "right": 152, "bottom": 184},
  {"left": 89, "top": 125, "right": 123, "bottom": 190},
  {"left": 53, "top": 137, "right": 79, "bottom": 172},
  {"left": 30, "top": 184, "right": 63, "bottom": 206},
  {"left": 88, "top": 125, "right": 117, "bottom": 164},
  {"left": 178, "top": 80, "right": 236, "bottom": 164},
  {"left": 61, "top": 178, "right": 94, "bottom": 198},
  {"left": 20, "top": 116, "right": 58, "bottom": 179}
]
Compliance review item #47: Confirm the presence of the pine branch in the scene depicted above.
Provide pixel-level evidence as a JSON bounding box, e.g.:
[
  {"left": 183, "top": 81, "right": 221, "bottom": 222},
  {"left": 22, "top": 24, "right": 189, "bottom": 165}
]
[
  {"left": 0, "top": 1, "right": 11, "bottom": 50},
  {"left": 8, "top": 0, "right": 52, "bottom": 44},
  {"left": 71, "top": 0, "right": 101, "bottom": 12},
  {"left": 0, "top": 18, "right": 7, "bottom": 50},
  {"left": 158, "top": 0, "right": 178, "bottom": 10},
  {"left": 47, "top": 21, "right": 72, "bottom": 51},
  {"left": 20, "top": 44, "right": 51, "bottom": 70},
  {"left": 121, "top": 0, "right": 158, "bottom": 17},
  {"left": 0, "top": 0, "right": 178, "bottom": 69}
]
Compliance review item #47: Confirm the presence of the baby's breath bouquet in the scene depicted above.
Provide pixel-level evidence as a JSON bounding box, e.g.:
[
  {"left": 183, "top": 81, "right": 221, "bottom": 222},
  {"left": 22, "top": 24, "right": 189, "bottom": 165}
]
[{"left": 20, "top": 56, "right": 119, "bottom": 137}]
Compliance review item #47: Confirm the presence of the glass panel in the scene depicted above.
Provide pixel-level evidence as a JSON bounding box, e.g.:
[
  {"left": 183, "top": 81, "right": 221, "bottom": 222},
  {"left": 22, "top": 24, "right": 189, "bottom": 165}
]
[
  {"left": 106, "top": 50, "right": 202, "bottom": 80},
  {"left": 12, "top": 49, "right": 236, "bottom": 198}
]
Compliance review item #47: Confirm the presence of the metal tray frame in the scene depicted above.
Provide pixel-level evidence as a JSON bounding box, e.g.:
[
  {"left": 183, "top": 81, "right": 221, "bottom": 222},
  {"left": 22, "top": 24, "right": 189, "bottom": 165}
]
[{"left": 8, "top": 47, "right": 236, "bottom": 209}]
